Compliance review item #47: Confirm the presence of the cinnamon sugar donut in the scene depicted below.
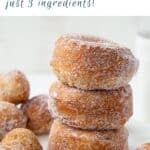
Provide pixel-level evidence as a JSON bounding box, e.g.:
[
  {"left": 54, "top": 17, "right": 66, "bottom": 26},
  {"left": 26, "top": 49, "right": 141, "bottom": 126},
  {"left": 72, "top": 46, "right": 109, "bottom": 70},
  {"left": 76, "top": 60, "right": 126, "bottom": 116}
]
[
  {"left": 136, "top": 143, "right": 150, "bottom": 150},
  {"left": 49, "top": 81, "right": 133, "bottom": 130},
  {"left": 48, "top": 120, "right": 129, "bottom": 150},
  {"left": 51, "top": 34, "right": 138, "bottom": 90},
  {"left": 1, "top": 128, "right": 42, "bottom": 150},
  {"left": 0, "top": 102, "right": 27, "bottom": 140},
  {"left": 21, "top": 95, "right": 53, "bottom": 135},
  {"left": 0, "top": 70, "right": 30, "bottom": 104}
]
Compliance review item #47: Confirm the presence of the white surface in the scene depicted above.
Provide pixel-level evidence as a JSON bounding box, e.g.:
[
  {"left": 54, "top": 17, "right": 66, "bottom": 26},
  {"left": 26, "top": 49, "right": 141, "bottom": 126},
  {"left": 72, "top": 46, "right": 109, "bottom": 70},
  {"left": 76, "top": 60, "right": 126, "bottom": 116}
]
[
  {"left": 134, "top": 33, "right": 150, "bottom": 123},
  {"left": 0, "top": 0, "right": 150, "bottom": 16},
  {"left": 28, "top": 74, "right": 150, "bottom": 150},
  {"left": 127, "top": 119, "right": 150, "bottom": 150}
]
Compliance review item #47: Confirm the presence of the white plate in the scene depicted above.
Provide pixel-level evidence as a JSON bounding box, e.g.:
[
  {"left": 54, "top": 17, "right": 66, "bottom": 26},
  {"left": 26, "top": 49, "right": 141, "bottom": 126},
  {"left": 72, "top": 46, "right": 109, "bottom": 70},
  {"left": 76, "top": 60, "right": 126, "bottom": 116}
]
[{"left": 28, "top": 74, "right": 150, "bottom": 150}]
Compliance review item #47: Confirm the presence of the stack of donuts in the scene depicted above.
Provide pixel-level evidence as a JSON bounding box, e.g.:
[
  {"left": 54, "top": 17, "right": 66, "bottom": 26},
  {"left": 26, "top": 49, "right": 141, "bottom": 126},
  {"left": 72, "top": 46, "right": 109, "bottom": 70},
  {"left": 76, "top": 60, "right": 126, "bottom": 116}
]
[{"left": 48, "top": 34, "right": 139, "bottom": 150}]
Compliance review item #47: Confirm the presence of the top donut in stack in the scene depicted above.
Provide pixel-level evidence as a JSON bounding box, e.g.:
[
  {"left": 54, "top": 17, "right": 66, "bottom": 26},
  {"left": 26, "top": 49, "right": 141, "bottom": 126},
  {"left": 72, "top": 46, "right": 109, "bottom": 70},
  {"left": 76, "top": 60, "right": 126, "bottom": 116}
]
[
  {"left": 49, "top": 34, "right": 138, "bottom": 130},
  {"left": 51, "top": 34, "right": 138, "bottom": 90}
]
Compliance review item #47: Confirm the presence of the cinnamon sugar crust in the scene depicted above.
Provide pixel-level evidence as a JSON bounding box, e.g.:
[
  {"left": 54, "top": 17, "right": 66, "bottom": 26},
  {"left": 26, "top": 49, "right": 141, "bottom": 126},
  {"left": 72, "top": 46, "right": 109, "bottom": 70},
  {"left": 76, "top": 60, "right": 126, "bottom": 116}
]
[
  {"left": 0, "top": 70, "right": 30, "bottom": 104},
  {"left": 21, "top": 95, "right": 53, "bottom": 135},
  {"left": 1, "top": 128, "right": 42, "bottom": 150},
  {"left": 51, "top": 34, "right": 138, "bottom": 90},
  {"left": 48, "top": 120, "right": 129, "bottom": 150},
  {"left": 0, "top": 102, "right": 27, "bottom": 140},
  {"left": 49, "top": 81, "right": 133, "bottom": 130}
]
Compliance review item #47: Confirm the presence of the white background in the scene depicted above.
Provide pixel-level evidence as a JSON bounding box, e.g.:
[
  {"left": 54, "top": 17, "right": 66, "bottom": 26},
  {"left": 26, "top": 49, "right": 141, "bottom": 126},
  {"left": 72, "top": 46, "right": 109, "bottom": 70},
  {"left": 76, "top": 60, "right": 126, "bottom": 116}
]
[
  {"left": 0, "top": 0, "right": 150, "bottom": 16},
  {"left": 0, "top": 16, "right": 148, "bottom": 74},
  {"left": 1, "top": 16, "right": 150, "bottom": 127}
]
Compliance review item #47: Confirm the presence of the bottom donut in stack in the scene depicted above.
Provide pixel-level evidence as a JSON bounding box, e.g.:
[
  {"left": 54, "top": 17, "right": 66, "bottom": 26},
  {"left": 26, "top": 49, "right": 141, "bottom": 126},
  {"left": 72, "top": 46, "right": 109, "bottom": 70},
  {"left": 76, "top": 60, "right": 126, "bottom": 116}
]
[{"left": 48, "top": 120, "right": 129, "bottom": 150}]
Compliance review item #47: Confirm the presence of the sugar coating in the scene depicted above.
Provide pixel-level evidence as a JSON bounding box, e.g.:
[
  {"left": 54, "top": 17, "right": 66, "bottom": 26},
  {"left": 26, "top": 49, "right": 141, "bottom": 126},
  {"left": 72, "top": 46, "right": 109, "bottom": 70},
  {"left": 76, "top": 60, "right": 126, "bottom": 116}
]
[
  {"left": 49, "top": 81, "right": 133, "bottom": 130},
  {"left": 51, "top": 34, "right": 139, "bottom": 90},
  {"left": 0, "top": 70, "right": 30, "bottom": 104},
  {"left": 21, "top": 95, "right": 53, "bottom": 135},
  {"left": 0, "top": 102, "right": 27, "bottom": 140},
  {"left": 1, "top": 128, "right": 42, "bottom": 150},
  {"left": 48, "top": 120, "right": 129, "bottom": 150}
]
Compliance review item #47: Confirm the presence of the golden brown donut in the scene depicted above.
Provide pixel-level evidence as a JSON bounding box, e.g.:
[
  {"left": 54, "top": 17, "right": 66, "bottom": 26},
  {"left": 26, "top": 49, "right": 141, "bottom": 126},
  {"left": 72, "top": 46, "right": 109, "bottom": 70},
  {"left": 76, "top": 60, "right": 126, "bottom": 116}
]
[
  {"left": 136, "top": 143, "right": 150, "bottom": 150},
  {"left": 0, "top": 101, "right": 27, "bottom": 140},
  {"left": 49, "top": 81, "right": 133, "bottom": 130},
  {"left": 1, "top": 128, "right": 42, "bottom": 150},
  {"left": 0, "top": 70, "right": 30, "bottom": 104},
  {"left": 48, "top": 120, "right": 129, "bottom": 150},
  {"left": 21, "top": 95, "right": 53, "bottom": 135},
  {"left": 51, "top": 34, "right": 138, "bottom": 90}
]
